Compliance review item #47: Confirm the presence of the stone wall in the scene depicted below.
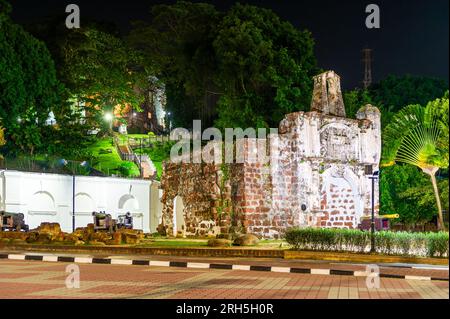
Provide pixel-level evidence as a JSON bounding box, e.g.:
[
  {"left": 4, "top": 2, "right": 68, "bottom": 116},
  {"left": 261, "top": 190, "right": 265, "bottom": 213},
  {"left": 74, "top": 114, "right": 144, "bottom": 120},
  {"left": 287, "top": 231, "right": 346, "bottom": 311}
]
[{"left": 159, "top": 71, "right": 381, "bottom": 239}]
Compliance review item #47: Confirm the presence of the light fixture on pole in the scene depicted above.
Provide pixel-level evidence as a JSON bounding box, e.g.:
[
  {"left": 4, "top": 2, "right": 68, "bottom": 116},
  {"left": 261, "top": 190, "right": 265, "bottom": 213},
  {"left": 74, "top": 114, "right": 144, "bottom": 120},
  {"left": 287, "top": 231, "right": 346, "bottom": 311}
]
[
  {"left": 368, "top": 170, "right": 379, "bottom": 253},
  {"left": 58, "top": 159, "right": 90, "bottom": 232},
  {"left": 104, "top": 112, "right": 113, "bottom": 129}
]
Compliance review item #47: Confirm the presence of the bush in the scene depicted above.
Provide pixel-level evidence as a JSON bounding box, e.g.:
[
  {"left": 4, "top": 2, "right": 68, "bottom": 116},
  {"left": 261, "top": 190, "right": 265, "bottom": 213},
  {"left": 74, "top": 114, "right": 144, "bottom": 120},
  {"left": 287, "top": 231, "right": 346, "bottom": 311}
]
[
  {"left": 427, "top": 232, "right": 449, "bottom": 257},
  {"left": 284, "top": 227, "right": 448, "bottom": 257},
  {"left": 117, "top": 161, "right": 137, "bottom": 177}
]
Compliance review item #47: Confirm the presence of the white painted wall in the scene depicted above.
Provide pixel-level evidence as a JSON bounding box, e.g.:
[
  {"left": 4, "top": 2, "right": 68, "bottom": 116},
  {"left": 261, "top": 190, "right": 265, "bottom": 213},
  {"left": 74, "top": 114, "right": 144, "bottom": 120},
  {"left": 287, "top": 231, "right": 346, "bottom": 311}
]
[{"left": 0, "top": 170, "right": 159, "bottom": 233}]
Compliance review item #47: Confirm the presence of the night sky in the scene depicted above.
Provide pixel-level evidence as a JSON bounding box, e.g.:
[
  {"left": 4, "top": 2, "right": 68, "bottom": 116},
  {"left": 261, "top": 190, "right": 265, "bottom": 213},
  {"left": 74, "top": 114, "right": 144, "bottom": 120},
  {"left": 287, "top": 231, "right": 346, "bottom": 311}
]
[{"left": 9, "top": 0, "right": 449, "bottom": 89}]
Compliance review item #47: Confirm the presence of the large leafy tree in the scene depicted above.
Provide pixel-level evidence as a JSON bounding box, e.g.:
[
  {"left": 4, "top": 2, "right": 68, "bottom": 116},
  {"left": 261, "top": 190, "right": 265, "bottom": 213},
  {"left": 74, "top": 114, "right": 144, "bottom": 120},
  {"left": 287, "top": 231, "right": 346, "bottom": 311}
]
[
  {"left": 0, "top": 0, "right": 62, "bottom": 155},
  {"left": 382, "top": 92, "right": 449, "bottom": 230},
  {"left": 128, "top": 1, "right": 221, "bottom": 128},
  {"left": 380, "top": 165, "right": 447, "bottom": 227},
  {"left": 370, "top": 75, "right": 448, "bottom": 126},
  {"left": 343, "top": 88, "right": 373, "bottom": 119},
  {"left": 213, "top": 3, "right": 317, "bottom": 129},
  {"left": 129, "top": 1, "right": 318, "bottom": 129},
  {"left": 29, "top": 17, "right": 145, "bottom": 132}
]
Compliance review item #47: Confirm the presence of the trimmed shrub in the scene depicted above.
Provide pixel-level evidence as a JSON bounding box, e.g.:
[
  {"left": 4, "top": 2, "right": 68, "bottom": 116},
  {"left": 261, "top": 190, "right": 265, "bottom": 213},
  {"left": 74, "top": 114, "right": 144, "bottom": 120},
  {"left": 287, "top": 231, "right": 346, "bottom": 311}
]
[
  {"left": 118, "top": 161, "right": 137, "bottom": 177},
  {"left": 284, "top": 227, "right": 448, "bottom": 258},
  {"left": 427, "top": 232, "right": 449, "bottom": 257}
]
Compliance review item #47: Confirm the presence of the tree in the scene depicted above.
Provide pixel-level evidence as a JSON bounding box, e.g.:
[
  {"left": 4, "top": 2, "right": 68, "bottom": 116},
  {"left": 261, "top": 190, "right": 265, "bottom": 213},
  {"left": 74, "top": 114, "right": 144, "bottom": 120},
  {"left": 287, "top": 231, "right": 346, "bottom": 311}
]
[
  {"left": 380, "top": 165, "right": 446, "bottom": 227},
  {"left": 27, "top": 16, "right": 145, "bottom": 132},
  {"left": 0, "top": 125, "right": 5, "bottom": 159},
  {"left": 213, "top": 3, "right": 317, "bottom": 129},
  {"left": 0, "top": 0, "right": 62, "bottom": 155},
  {"left": 369, "top": 75, "right": 448, "bottom": 126},
  {"left": 343, "top": 88, "right": 373, "bottom": 119},
  {"left": 128, "top": 1, "right": 221, "bottom": 128},
  {"left": 382, "top": 92, "right": 449, "bottom": 230},
  {"left": 128, "top": 1, "right": 318, "bottom": 129}
]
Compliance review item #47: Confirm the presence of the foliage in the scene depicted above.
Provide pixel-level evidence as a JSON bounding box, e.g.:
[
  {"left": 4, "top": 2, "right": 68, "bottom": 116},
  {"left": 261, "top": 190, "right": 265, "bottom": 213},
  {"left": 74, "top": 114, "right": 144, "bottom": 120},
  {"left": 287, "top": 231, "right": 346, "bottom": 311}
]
[
  {"left": 0, "top": 125, "right": 5, "bottom": 147},
  {"left": 128, "top": 1, "right": 220, "bottom": 128},
  {"left": 87, "top": 138, "right": 138, "bottom": 177},
  {"left": 129, "top": 1, "right": 318, "bottom": 129},
  {"left": 29, "top": 17, "right": 145, "bottom": 131},
  {"left": 284, "top": 227, "right": 449, "bottom": 257},
  {"left": 0, "top": 3, "right": 63, "bottom": 155},
  {"left": 399, "top": 178, "right": 449, "bottom": 215},
  {"left": 380, "top": 165, "right": 443, "bottom": 226},
  {"left": 213, "top": 3, "right": 317, "bottom": 129},
  {"left": 135, "top": 141, "right": 175, "bottom": 178},
  {"left": 382, "top": 93, "right": 449, "bottom": 229},
  {"left": 369, "top": 75, "right": 448, "bottom": 126},
  {"left": 343, "top": 88, "right": 373, "bottom": 118},
  {"left": 426, "top": 232, "right": 449, "bottom": 257},
  {"left": 118, "top": 161, "right": 139, "bottom": 177}
]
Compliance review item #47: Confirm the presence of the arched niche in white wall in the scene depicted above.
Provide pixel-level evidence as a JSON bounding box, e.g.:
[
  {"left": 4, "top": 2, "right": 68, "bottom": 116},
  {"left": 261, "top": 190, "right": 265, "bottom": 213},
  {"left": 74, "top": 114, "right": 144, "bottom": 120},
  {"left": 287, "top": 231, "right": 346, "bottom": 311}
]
[
  {"left": 320, "top": 166, "right": 363, "bottom": 224},
  {"left": 118, "top": 194, "right": 139, "bottom": 211},
  {"left": 28, "top": 191, "right": 57, "bottom": 215},
  {"left": 75, "top": 193, "right": 95, "bottom": 215}
]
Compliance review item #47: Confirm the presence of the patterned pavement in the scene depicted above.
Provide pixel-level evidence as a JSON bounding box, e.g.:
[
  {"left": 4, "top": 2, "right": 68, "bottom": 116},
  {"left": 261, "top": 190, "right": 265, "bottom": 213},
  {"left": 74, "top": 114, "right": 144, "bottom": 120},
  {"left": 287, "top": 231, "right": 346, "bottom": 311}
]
[{"left": 0, "top": 260, "right": 448, "bottom": 299}]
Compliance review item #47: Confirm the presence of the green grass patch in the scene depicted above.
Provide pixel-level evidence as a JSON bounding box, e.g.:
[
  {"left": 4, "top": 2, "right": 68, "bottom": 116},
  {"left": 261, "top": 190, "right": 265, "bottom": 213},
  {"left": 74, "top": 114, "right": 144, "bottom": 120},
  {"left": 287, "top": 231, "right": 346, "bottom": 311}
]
[
  {"left": 136, "top": 238, "right": 208, "bottom": 247},
  {"left": 87, "top": 138, "right": 140, "bottom": 177},
  {"left": 134, "top": 141, "right": 174, "bottom": 179}
]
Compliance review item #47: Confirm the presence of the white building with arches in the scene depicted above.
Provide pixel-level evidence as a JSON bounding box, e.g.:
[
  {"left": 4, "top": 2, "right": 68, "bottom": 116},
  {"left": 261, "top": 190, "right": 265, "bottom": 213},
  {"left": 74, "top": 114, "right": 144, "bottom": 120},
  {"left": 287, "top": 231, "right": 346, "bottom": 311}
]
[{"left": 0, "top": 170, "right": 162, "bottom": 233}]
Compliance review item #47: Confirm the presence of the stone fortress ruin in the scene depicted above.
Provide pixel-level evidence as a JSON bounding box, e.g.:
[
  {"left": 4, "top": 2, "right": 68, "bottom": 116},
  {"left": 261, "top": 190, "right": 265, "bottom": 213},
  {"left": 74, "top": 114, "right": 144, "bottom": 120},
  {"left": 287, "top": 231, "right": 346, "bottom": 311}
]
[{"left": 160, "top": 71, "right": 381, "bottom": 239}]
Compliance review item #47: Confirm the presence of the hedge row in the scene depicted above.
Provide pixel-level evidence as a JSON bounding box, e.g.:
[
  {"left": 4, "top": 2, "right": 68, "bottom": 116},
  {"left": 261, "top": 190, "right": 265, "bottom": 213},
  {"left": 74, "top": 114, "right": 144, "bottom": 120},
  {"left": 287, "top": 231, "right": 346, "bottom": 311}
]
[{"left": 284, "top": 228, "right": 449, "bottom": 258}]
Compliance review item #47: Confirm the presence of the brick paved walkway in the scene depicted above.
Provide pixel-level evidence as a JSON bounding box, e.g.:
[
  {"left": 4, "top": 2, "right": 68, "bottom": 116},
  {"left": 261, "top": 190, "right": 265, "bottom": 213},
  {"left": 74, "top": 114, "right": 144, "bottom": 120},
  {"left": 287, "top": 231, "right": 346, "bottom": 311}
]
[{"left": 0, "top": 260, "right": 447, "bottom": 299}]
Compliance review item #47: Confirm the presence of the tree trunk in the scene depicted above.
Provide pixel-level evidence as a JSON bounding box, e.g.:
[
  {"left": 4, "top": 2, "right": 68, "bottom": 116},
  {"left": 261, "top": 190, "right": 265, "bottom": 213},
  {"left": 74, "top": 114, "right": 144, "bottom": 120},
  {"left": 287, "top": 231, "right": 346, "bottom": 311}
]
[{"left": 425, "top": 169, "right": 445, "bottom": 231}]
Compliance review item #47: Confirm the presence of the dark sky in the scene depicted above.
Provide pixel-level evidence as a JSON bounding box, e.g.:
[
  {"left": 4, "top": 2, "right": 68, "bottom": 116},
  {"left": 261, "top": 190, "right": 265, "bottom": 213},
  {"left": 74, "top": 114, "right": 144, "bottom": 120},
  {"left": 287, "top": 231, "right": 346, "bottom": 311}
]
[{"left": 9, "top": 0, "right": 449, "bottom": 89}]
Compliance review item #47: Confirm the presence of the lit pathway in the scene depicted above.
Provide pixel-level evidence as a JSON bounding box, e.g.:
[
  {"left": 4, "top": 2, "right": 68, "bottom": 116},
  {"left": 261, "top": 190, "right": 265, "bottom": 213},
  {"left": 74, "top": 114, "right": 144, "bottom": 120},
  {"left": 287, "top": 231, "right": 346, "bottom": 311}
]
[{"left": 0, "top": 260, "right": 447, "bottom": 299}]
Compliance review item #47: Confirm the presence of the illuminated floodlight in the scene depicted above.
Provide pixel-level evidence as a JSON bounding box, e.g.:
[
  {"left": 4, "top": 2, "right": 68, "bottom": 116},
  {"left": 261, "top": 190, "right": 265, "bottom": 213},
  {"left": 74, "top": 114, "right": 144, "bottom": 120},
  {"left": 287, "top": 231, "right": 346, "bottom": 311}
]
[{"left": 104, "top": 112, "right": 113, "bottom": 122}]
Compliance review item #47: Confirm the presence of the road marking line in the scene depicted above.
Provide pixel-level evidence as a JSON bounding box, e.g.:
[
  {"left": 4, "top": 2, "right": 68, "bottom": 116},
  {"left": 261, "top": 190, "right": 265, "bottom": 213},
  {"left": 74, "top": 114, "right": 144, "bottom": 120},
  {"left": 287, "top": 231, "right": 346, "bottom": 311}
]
[
  {"left": 42, "top": 255, "right": 58, "bottom": 262},
  {"left": 311, "top": 268, "right": 330, "bottom": 275},
  {"left": 74, "top": 257, "right": 93, "bottom": 264},
  {"left": 354, "top": 271, "right": 368, "bottom": 277},
  {"left": 150, "top": 260, "right": 170, "bottom": 267},
  {"left": 271, "top": 267, "right": 291, "bottom": 273},
  {"left": 187, "top": 262, "right": 210, "bottom": 269},
  {"left": 1, "top": 252, "right": 446, "bottom": 282},
  {"left": 110, "top": 259, "right": 133, "bottom": 265},
  {"left": 8, "top": 254, "right": 25, "bottom": 260},
  {"left": 232, "top": 264, "right": 250, "bottom": 271},
  {"left": 405, "top": 275, "right": 431, "bottom": 281}
]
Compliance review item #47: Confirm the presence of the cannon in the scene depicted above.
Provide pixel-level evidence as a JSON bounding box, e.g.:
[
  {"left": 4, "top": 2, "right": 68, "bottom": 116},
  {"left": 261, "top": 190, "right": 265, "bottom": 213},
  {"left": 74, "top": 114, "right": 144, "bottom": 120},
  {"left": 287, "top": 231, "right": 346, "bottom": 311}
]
[
  {"left": 92, "top": 212, "right": 116, "bottom": 232},
  {"left": 117, "top": 212, "right": 133, "bottom": 229},
  {"left": 0, "top": 211, "right": 29, "bottom": 232}
]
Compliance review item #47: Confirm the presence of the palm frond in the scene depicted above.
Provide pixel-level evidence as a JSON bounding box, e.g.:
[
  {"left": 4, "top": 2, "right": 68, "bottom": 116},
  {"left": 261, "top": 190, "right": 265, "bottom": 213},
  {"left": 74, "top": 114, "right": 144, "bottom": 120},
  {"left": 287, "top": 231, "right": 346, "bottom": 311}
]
[{"left": 382, "top": 100, "right": 448, "bottom": 170}]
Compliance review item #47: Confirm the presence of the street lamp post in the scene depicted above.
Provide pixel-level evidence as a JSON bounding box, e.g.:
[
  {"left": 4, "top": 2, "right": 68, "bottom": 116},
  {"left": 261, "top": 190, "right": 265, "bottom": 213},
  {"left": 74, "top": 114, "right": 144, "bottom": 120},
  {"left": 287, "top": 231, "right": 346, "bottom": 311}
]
[
  {"left": 59, "top": 159, "right": 89, "bottom": 232},
  {"left": 167, "top": 112, "right": 172, "bottom": 133},
  {"left": 368, "top": 171, "right": 379, "bottom": 253},
  {"left": 139, "top": 137, "right": 143, "bottom": 178}
]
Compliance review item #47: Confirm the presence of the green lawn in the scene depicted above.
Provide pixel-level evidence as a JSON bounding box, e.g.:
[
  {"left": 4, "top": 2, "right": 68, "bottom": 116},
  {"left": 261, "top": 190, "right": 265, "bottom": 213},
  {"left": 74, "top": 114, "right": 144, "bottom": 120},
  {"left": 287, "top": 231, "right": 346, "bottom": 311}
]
[
  {"left": 87, "top": 138, "right": 140, "bottom": 177},
  {"left": 117, "top": 133, "right": 154, "bottom": 145},
  {"left": 136, "top": 238, "right": 208, "bottom": 247},
  {"left": 135, "top": 238, "right": 289, "bottom": 249},
  {"left": 134, "top": 146, "right": 168, "bottom": 179}
]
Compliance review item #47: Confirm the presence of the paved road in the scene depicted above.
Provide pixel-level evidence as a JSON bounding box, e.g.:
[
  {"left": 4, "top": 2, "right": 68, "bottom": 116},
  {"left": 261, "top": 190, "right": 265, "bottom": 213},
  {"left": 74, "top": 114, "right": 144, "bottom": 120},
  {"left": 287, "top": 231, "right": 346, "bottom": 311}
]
[{"left": 0, "top": 260, "right": 448, "bottom": 299}]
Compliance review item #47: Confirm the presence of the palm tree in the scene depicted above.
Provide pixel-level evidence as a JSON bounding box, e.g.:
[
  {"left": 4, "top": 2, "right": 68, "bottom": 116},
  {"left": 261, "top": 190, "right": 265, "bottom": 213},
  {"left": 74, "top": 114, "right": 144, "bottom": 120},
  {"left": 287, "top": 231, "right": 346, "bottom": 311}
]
[{"left": 382, "top": 93, "right": 449, "bottom": 231}]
